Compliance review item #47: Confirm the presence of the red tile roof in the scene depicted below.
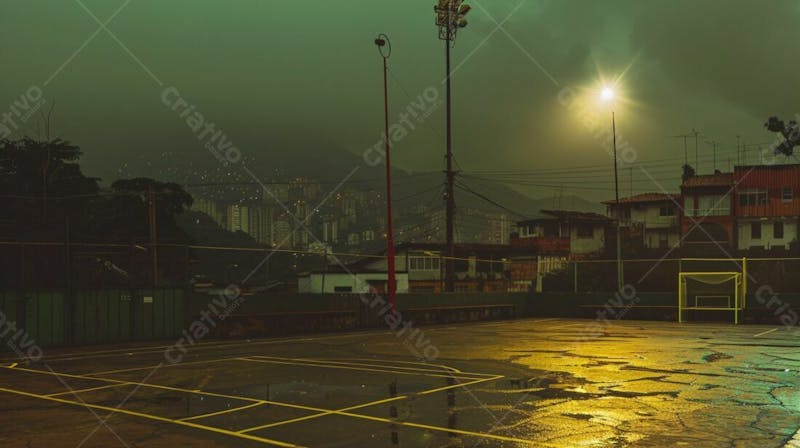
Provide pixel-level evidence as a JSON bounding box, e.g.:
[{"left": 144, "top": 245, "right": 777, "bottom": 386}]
[
  {"left": 681, "top": 173, "right": 734, "bottom": 188},
  {"left": 601, "top": 192, "right": 679, "bottom": 205}
]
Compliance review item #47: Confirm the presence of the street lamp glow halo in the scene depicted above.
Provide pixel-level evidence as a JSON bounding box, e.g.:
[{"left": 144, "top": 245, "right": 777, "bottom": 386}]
[{"left": 601, "top": 86, "right": 615, "bottom": 102}]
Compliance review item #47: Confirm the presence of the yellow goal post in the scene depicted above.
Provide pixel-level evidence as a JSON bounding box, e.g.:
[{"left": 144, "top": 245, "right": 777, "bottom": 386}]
[{"left": 678, "top": 270, "right": 746, "bottom": 324}]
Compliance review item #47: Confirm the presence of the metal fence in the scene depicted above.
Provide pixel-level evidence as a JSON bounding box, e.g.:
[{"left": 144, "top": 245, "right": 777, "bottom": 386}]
[{"left": 541, "top": 257, "right": 800, "bottom": 294}]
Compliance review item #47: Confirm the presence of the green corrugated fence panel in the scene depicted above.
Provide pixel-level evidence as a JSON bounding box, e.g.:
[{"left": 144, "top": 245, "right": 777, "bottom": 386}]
[
  {"left": 99, "top": 290, "right": 110, "bottom": 343},
  {"left": 165, "top": 289, "right": 177, "bottom": 338},
  {"left": 24, "top": 294, "right": 39, "bottom": 346},
  {"left": 42, "top": 292, "right": 55, "bottom": 346},
  {"left": 120, "top": 291, "right": 131, "bottom": 342},
  {"left": 154, "top": 289, "right": 165, "bottom": 339},
  {"left": 52, "top": 292, "right": 64, "bottom": 346},
  {"left": 107, "top": 290, "right": 118, "bottom": 342}
]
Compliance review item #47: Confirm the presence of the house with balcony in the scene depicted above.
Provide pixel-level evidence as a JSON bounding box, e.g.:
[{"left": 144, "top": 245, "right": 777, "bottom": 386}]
[
  {"left": 603, "top": 193, "right": 681, "bottom": 250},
  {"left": 734, "top": 164, "right": 800, "bottom": 251},
  {"left": 512, "top": 210, "right": 612, "bottom": 258},
  {"left": 298, "top": 242, "right": 519, "bottom": 294},
  {"left": 679, "top": 172, "right": 736, "bottom": 252}
]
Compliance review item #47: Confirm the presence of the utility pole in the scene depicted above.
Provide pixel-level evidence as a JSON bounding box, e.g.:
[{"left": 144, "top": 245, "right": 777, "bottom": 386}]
[
  {"left": 612, "top": 111, "right": 622, "bottom": 290},
  {"left": 434, "top": 0, "right": 470, "bottom": 292},
  {"left": 375, "top": 34, "right": 396, "bottom": 309},
  {"left": 148, "top": 186, "right": 158, "bottom": 288}
]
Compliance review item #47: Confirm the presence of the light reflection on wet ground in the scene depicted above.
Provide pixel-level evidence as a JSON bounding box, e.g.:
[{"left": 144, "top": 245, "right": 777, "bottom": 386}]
[{"left": 1, "top": 318, "right": 799, "bottom": 447}]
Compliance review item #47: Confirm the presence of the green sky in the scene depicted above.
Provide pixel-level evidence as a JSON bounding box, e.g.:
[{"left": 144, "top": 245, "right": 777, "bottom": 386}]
[{"left": 2, "top": 0, "right": 798, "bottom": 200}]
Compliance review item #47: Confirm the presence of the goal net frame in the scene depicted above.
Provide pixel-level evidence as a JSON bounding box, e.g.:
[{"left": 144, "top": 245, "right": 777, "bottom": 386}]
[{"left": 678, "top": 270, "right": 746, "bottom": 324}]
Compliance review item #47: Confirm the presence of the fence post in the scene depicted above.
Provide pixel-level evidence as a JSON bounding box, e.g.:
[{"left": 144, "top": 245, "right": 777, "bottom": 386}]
[{"left": 573, "top": 262, "right": 578, "bottom": 293}]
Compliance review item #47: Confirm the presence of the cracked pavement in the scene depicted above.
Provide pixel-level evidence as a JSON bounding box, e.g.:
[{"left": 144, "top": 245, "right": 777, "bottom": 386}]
[{"left": 1, "top": 318, "right": 799, "bottom": 447}]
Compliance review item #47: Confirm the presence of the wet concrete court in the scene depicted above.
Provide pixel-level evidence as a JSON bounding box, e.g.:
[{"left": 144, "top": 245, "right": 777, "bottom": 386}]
[{"left": 1, "top": 318, "right": 799, "bottom": 447}]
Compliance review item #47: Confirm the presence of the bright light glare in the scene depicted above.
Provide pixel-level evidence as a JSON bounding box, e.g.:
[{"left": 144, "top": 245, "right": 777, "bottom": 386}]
[{"left": 601, "top": 87, "right": 615, "bottom": 102}]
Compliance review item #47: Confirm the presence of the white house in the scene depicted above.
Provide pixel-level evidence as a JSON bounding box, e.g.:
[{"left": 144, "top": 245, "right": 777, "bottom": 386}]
[
  {"left": 297, "top": 268, "right": 410, "bottom": 294},
  {"left": 604, "top": 193, "right": 681, "bottom": 249},
  {"left": 514, "top": 210, "right": 612, "bottom": 257}
]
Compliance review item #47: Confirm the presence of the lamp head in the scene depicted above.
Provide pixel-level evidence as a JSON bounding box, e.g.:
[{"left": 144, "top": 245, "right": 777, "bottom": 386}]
[{"left": 601, "top": 87, "right": 615, "bottom": 102}]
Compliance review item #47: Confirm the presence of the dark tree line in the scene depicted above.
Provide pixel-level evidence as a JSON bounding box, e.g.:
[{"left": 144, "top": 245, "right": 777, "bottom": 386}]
[
  {"left": 0, "top": 137, "right": 192, "bottom": 243},
  {"left": 0, "top": 137, "right": 196, "bottom": 288}
]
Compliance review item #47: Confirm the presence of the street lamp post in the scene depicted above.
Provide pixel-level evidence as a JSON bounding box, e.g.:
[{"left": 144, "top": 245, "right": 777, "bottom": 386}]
[
  {"left": 434, "top": 0, "right": 470, "bottom": 292},
  {"left": 375, "top": 35, "right": 396, "bottom": 310},
  {"left": 612, "top": 110, "right": 623, "bottom": 290},
  {"left": 602, "top": 87, "right": 623, "bottom": 290}
]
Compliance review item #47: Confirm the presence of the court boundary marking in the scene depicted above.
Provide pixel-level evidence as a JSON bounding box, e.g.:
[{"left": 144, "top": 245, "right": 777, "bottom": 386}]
[
  {"left": 0, "top": 355, "right": 551, "bottom": 446},
  {"left": 0, "top": 318, "right": 566, "bottom": 365}
]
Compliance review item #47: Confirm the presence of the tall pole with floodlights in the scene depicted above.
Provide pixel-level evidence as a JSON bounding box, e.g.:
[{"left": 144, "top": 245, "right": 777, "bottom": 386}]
[
  {"left": 434, "top": 0, "right": 470, "bottom": 292},
  {"left": 375, "top": 35, "right": 396, "bottom": 310}
]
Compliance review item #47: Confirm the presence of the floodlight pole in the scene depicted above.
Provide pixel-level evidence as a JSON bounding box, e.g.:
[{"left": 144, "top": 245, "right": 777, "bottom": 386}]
[
  {"left": 435, "top": 0, "right": 469, "bottom": 293},
  {"left": 444, "top": 21, "right": 456, "bottom": 293},
  {"left": 375, "top": 34, "right": 396, "bottom": 311},
  {"left": 612, "top": 110, "right": 622, "bottom": 290}
]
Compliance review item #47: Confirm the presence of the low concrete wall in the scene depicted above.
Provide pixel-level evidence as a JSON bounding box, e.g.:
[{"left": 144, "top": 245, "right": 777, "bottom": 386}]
[{"left": 188, "top": 292, "right": 530, "bottom": 338}]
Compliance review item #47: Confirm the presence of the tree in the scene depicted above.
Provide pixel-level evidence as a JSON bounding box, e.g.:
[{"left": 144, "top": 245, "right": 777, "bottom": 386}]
[
  {"left": 100, "top": 178, "right": 194, "bottom": 243},
  {"left": 0, "top": 137, "right": 99, "bottom": 234}
]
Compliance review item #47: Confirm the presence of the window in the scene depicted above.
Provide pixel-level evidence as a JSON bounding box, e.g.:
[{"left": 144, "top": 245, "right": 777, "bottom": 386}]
[
  {"left": 576, "top": 224, "right": 594, "bottom": 238},
  {"left": 782, "top": 188, "right": 793, "bottom": 202},
  {"left": 659, "top": 207, "right": 674, "bottom": 217},
  {"left": 690, "top": 195, "right": 729, "bottom": 216},
  {"left": 751, "top": 222, "right": 761, "bottom": 239},
  {"left": 774, "top": 221, "right": 784, "bottom": 239},
  {"left": 409, "top": 256, "right": 440, "bottom": 271},
  {"left": 739, "top": 190, "right": 768, "bottom": 207}
]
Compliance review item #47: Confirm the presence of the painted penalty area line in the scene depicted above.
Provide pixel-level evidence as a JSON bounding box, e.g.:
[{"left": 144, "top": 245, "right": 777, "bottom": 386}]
[{"left": 753, "top": 328, "right": 779, "bottom": 338}]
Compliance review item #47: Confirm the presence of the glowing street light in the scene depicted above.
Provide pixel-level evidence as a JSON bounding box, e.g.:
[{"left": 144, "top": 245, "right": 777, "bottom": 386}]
[
  {"left": 601, "top": 86, "right": 615, "bottom": 102},
  {"left": 600, "top": 84, "right": 623, "bottom": 290}
]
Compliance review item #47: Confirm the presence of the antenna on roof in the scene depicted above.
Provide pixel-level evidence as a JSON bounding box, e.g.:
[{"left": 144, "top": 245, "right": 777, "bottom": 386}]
[{"left": 670, "top": 132, "right": 694, "bottom": 166}]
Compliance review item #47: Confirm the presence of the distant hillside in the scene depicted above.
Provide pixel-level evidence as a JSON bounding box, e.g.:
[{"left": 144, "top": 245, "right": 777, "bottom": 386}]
[{"left": 106, "top": 136, "right": 604, "bottom": 217}]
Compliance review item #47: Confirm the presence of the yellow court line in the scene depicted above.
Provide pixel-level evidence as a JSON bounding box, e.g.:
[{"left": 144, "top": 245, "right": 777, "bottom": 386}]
[
  {"left": 245, "top": 393, "right": 544, "bottom": 446},
  {"left": 417, "top": 375, "right": 504, "bottom": 395},
  {"left": 18, "top": 332, "right": 380, "bottom": 365},
  {"left": 239, "top": 374, "right": 503, "bottom": 433},
  {"left": 2, "top": 365, "right": 348, "bottom": 415},
  {"left": 83, "top": 357, "right": 236, "bottom": 377},
  {"left": 46, "top": 382, "right": 130, "bottom": 397},
  {"left": 341, "top": 357, "right": 467, "bottom": 373},
  {"left": 346, "top": 412, "right": 547, "bottom": 447},
  {"left": 5, "top": 365, "right": 261, "bottom": 406},
  {"left": 8, "top": 362, "right": 17, "bottom": 368},
  {"left": 239, "top": 394, "right": 410, "bottom": 433},
  {"left": 5, "top": 363, "right": 519, "bottom": 446},
  {"left": 0, "top": 386, "right": 300, "bottom": 448},
  {"left": 180, "top": 402, "right": 267, "bottom": 421},
  {"left": 254, "top": 356, "right": 497, "bottom": 378},
  {"left": 236, "top": 357, "right": 484, "bottom": 381}
]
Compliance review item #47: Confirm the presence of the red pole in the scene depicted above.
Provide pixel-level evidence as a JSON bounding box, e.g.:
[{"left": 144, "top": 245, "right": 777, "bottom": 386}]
[{"left": 381, "top": 47, "right": 396, "bottom": 311}]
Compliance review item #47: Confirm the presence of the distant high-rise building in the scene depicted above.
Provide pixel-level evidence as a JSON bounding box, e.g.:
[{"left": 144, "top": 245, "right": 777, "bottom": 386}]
[
  {"left": 226, "top": 204, "right": 250, "bottom": 234},
  {"left": 192, "top": 198, "right": 224, "bottom": 227},
  {"left": 322, "top": 218, "right": 339, "bottom": 244},
  {"left": 247, "top": 206, "right": 270, "bottom": 244},
  {"left": 489, "top": 213, "right": 510, "bottom": 245},
  {"left": 264, "top": 183, "right": 289, "bottom": 207},
  {"left": 271, "top": 218, "right": 292, "bottom": 248}
]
